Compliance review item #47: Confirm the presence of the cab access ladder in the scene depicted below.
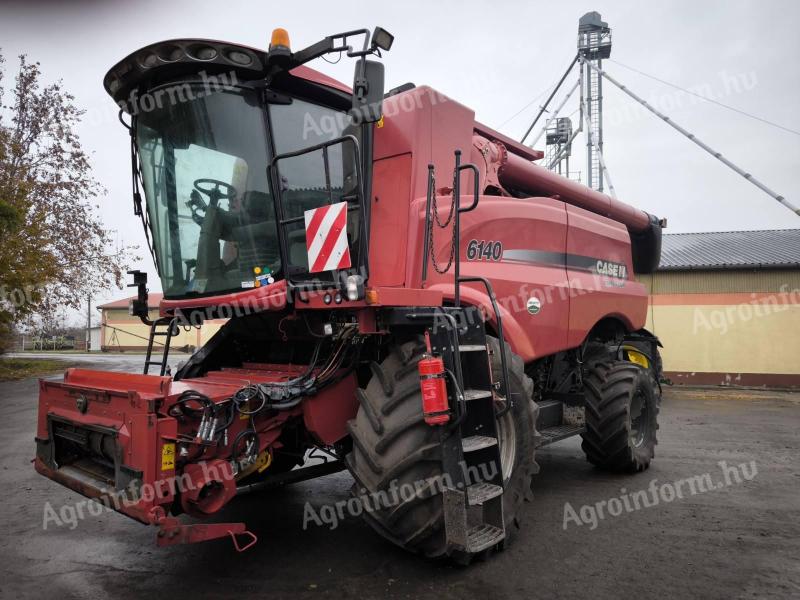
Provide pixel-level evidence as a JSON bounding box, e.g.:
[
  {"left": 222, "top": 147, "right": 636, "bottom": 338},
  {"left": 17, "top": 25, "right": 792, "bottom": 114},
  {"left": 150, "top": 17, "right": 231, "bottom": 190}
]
[
  {"left": 416, "top": 149, "right": 515, "bottom": 557},
  {"left": 143, "top": 317, "right": 179, "bottom": 376}
]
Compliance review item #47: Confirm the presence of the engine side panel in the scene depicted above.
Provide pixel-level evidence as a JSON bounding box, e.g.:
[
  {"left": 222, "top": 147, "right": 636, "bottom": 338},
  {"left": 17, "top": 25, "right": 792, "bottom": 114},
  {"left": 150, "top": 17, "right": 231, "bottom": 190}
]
[
  {"left": 416, "top": 194, "right": 647, "bottom": 362},
  {"left": 460, "top": 196, "right": 571, "bottom": 359},
  {"left": 421, "top": 195, "right": 570, "bottom": 361},
  {"left": 565, "top": 205, "right": 648, "bottom": 346}
]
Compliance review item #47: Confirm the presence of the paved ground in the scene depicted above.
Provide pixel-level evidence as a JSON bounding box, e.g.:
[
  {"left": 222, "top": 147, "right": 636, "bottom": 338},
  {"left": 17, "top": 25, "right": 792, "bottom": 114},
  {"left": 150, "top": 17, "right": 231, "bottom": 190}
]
[
  {"left": 5, "top": 352, "right": 184, "bottom": 373},
  {"left": 0, "top": 357, "right": 798, "bottom": 599}
]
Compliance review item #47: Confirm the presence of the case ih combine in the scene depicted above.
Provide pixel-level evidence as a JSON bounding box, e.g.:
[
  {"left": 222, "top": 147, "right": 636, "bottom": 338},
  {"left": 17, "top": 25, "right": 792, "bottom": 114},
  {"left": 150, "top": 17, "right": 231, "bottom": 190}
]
[{"left": 34, "top": 27, "right": 665, "bottom": 562}]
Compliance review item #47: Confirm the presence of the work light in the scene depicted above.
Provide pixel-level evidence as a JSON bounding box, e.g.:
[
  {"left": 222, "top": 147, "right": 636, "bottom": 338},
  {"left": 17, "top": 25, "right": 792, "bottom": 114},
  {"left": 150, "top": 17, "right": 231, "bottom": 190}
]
[{"left": 371, "top": 27, "right": 394, "bottom": 51}]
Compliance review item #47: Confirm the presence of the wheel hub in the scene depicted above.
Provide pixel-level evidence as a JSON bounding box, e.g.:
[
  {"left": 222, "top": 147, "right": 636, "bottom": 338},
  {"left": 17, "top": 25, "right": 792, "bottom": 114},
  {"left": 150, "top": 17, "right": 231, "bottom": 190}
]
[{"left": 496, "top": 408, "right": 517, "bottom": 483}]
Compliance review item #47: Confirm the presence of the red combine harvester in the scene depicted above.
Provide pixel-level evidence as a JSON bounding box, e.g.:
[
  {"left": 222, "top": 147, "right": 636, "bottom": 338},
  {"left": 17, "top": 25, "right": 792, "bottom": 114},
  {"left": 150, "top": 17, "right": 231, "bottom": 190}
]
[{"left": 34, "top": 27, "right": 665, "bottom": 561}]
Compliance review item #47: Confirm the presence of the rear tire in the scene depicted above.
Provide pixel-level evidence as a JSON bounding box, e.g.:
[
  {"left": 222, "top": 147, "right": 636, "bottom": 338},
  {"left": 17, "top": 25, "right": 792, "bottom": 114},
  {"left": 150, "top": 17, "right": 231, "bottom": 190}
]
[
  {"left": 581, "top": 361, "right": 659, "bottom": 472},
  {"left": 345, "top": 336, "right": 537, "bottom": 559},
  {"left": 623, "top": 341, "right": 665, "bottom": 393}
]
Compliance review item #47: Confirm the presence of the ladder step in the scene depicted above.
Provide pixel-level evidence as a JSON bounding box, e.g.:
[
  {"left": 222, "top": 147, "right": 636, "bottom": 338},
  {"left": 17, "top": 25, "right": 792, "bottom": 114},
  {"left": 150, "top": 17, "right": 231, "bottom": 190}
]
[
  {"left": 537, "top": 424, "right": 585, "bottom": 447},
  {"left": 466, "top": 482, "right": 503, "bottom": 506},
  {"left": 537, "top": 399, "right": 562, "bottom": 409},
  {"left": 466, "top": 524, "right": 505, "bottom": 553},
  {"left": 462, "top": 435, "right": 498, "bottom": 453},
  {"left": 458, "top": 344, "right": 486, "bottom": 353},
  {"left": 463, "top": 388, "right": 492, "bottom": 402},
  {"left": 143, "top": 318, "right": 175, "bottom": 375}
]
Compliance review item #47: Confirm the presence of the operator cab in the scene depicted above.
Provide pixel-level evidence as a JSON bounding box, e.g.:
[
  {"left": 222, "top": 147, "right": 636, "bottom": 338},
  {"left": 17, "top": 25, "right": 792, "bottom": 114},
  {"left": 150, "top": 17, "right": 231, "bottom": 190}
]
[
  {"left": 134, "top": 81, "right": 359, "bottom": 297},
  {"left": 106, "top": 29, "right": 392, "bottom": 303}
]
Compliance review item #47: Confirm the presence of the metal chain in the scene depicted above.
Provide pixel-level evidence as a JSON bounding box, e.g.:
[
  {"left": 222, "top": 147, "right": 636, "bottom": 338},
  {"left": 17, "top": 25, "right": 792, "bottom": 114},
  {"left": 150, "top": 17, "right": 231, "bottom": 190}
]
[
  {"left": 427, "top": 172, "right": 458, "bottom": 274},
  {"left": 432, "top": 173, "right": 456, "bottom": 228}
]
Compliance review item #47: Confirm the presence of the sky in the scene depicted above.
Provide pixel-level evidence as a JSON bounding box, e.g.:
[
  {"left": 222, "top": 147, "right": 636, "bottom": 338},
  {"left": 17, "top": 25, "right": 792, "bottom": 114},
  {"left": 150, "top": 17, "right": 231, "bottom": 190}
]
[{"left": 1, "top": 0, "right": 799, "bottom": 317}]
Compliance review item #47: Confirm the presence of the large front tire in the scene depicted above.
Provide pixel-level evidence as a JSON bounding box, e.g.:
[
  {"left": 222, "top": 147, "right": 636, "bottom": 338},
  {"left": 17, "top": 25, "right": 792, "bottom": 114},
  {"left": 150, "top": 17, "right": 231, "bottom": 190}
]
[{"left": 345, "top": 336, "right": 537, "bottom": 559}]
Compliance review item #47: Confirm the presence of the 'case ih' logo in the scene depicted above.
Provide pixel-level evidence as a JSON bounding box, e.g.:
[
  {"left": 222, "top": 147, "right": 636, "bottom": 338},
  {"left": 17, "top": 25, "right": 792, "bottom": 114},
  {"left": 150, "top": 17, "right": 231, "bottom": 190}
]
[{"left": 595, "top": 260, "right": 627, "bottom": 280}]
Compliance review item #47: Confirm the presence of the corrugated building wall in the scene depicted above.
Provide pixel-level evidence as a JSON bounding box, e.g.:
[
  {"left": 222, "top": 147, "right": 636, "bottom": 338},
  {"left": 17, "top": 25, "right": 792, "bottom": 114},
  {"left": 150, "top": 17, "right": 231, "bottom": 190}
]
[{"left": 639, "top": 230, "right": 800, "bottom": 387}]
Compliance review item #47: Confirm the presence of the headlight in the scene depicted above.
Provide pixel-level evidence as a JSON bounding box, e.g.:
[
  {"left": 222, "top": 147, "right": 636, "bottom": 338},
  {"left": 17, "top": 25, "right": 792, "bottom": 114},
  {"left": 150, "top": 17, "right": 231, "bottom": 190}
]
[{"left": 345, "top": 275, "right": 361, "bottom": 301}]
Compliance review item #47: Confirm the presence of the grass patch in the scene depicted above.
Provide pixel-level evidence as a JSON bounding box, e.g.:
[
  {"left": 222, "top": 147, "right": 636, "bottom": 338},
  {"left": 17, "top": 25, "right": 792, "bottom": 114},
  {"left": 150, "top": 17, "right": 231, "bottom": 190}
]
[{"left": 0, "top": 358, "right": 73, "bottom": 382}]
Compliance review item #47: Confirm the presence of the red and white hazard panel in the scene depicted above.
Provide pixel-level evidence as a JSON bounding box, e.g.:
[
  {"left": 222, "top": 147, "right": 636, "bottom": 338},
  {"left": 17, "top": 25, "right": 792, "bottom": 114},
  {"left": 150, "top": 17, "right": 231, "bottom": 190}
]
[{"left": 304, "top": 201, "right": 352, "bottom": 273}]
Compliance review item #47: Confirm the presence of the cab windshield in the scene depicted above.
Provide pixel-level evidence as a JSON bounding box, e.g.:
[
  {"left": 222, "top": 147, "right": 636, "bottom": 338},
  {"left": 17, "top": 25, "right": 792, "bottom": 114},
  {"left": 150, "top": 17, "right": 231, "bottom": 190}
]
[
  {"left": 137, "top": 84, "right": 274, "bottom": 297},
  {"left": 136, "top": 82, "right": 358, "bottom": 299}
]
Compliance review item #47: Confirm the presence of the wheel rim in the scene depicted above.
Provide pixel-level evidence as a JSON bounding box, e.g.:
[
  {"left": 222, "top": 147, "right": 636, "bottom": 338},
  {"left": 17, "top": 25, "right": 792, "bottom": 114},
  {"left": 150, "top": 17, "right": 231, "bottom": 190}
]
[
  {"left": 496, "top": 408, "right": 517, "bottom": 483},
  {"left": 629, "top": 388, "right": 650, "bottom": 447}
]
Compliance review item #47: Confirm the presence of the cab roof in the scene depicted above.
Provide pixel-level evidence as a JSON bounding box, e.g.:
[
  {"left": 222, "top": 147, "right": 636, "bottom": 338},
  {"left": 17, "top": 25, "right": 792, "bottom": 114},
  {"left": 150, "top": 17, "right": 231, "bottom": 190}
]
[{"left": 104, "top": 38, "right": 350, "bottom": 110}]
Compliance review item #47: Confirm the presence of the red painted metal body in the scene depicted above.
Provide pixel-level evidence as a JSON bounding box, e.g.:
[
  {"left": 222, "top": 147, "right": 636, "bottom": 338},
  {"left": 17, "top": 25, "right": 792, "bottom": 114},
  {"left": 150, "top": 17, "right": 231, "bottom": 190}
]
[
  {"left": 368, "top": 86, "right": 648, "bottom": 361},
  {"left": 151, "top": 74, "right": 649, "bottom": 362},
  {"left": 35, "top": 48, "right": 653, "bottom": 549},
  {"left": 35, "top": 364, "right": 356, "bottom": 543},
  {"left": 495, "top": 144, "right": 651, "bottom": 232}
]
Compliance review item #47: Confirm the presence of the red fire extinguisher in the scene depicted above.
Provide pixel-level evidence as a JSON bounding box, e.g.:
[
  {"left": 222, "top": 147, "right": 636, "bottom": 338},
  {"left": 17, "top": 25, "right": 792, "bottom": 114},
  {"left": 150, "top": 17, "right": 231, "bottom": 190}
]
[{"left": 419, "top": 331, "right": 450, "bottom": 425}]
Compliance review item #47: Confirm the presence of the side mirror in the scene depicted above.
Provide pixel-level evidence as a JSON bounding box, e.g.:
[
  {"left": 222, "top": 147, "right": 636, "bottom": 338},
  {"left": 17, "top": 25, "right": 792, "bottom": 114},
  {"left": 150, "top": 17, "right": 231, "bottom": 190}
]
[
  {"left": 351, "top": 59, "right": 384, "bottom": 123},
  {"left": 127, "top": 270, "right": 151, "bottom": 323}
]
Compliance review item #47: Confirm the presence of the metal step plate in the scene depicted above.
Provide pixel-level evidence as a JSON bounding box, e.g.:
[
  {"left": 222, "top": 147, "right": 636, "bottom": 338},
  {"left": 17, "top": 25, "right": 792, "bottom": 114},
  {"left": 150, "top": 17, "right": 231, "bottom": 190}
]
[
  {"left": 463, "top": 388, "right": 493, "bottom": 402},
  {"left": 458, "top": 344, "right": 487, "bottom": 353},
  {"left": 537, "top": 424, "right": 585, "bottom": 447},
  {"left": 462, "top": 435, "right": 498, "bottom": 453},
  {"left": 467, "top": 524, "right": 505, "bottom": 553},
  {"left": 536, "top": 399, "right": 562, "bottom": 410},
  {"left": 466, "top": 482, "right": 503, "bottom": 506}
]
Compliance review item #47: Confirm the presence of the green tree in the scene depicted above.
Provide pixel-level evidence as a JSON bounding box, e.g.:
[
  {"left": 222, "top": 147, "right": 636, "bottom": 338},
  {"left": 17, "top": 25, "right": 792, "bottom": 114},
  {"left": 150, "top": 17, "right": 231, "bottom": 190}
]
[{"left": 0, "top": 53, "right": 135, "bottom": 352}]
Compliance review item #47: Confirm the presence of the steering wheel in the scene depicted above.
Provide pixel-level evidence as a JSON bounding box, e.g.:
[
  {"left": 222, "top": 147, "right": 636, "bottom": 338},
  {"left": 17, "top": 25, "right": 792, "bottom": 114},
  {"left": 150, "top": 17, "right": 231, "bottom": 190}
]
[
  {"left": 193, "top": 178, "right": 237, "bottom": 207},
  {"left": 187, "top": 178, "right": 238, "bottom": 225}
]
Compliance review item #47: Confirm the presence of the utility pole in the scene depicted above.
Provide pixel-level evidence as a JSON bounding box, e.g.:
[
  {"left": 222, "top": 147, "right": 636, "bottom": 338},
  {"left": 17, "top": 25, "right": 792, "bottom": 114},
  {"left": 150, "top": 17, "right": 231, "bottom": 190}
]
[{"left": 86, "top": 294, "right": 91, "bottom": 353}]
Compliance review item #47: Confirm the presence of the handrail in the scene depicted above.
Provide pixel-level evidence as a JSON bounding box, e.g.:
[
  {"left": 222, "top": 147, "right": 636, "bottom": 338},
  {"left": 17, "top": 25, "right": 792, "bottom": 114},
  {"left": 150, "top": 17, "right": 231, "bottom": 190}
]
[
  {"left": 268, "top": 134, "right": 369, "bottom": 299},
  {"left": 453, "top": 149, "right": 481, "bottom": 307},
  {"left": 419, "top": 150, "right": 514, "bottom": 415},
  {"left": 420, "top": 164, "right": 435, "bottom": 285},
  {"left": 457, "top": 276, "right": 513, "bottom": 415}
]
